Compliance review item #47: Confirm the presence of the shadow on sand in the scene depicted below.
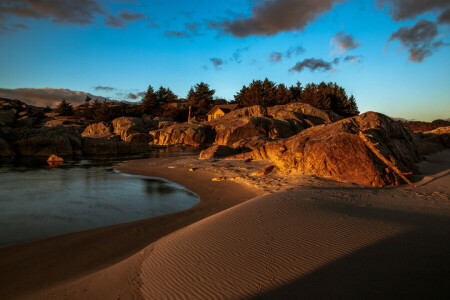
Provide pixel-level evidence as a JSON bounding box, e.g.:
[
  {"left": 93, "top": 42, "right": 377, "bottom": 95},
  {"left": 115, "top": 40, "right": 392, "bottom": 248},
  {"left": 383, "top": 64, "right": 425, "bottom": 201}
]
[{"left": 257, "top": 204, "right": 450, "bottom": 299}]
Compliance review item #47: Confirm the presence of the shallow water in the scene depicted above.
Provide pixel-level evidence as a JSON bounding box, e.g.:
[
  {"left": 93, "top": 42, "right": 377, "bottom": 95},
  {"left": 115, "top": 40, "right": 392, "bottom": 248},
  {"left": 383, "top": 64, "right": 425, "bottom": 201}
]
[{"left": 0, "top": 153, "right": 199, "bottom": 248}]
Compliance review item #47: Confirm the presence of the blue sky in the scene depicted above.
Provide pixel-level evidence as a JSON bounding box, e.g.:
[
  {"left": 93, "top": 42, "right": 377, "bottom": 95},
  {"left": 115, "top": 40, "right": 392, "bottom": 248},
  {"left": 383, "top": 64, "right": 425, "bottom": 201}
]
[{"left": 0, "top": 0, "right": 449, "bottom": 121}]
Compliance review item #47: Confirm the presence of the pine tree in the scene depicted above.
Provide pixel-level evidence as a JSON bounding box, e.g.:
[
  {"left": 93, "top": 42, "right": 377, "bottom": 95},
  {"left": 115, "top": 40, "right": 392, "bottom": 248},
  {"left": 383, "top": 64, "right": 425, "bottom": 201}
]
[
  {"left": 56, "top": 98, "right": 74, "bottom": 116},
  {"left": 275, "top": 84, "right": 292, "bottom": 105},
  {"left": 187, "top": 82, "right": 215, "bottom": 106},
  {"left": 140, "top": 85, "right": 158, "bottom": 115}
]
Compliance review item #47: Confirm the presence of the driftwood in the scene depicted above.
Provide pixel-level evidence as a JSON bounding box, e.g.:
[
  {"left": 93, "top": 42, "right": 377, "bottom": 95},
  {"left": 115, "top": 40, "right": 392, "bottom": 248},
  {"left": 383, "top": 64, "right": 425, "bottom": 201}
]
[{"left": 358, "top": 131, "right": 416, "bottom": 187}]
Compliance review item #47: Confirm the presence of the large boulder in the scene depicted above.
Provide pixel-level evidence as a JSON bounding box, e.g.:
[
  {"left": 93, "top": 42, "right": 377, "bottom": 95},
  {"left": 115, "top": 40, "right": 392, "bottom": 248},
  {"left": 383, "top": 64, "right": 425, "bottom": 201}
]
[
  {"left": 199, "top": 145, "right": 236, "bottom": 159},
  {"left": 209, "top": 103, "right": 342, "bottom": 146},
  {"left": 82, "top": 121, "right": 113, "bottom": 136},
  {"left": 0, "top": 138, "right": 15, "bottom": 158},
  {"left": 151, "top": 123, "right": 215, "bottom": 146},
  {"left": 251, "top": 112, "right": 422, "bottom": 187},
  {"left": 82, "top": 135, "right": 120, "bottom": 155},
  {"left": 11, "top": 127, "right": 82, "bottom": 157},
  {"left": 112, "top": 117, "right": 149, "bottom": 143}
]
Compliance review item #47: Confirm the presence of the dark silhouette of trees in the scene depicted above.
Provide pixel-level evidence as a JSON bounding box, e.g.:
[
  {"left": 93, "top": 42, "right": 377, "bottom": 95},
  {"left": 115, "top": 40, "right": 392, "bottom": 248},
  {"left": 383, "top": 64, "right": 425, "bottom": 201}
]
[
  {"left": 187, "top": 82, "right": 216, "bottom": 118},
  {"left": 187, "top": 82, "right": 215, "bottom": 106},
  {"left": 235, "top": 79, "right": 359, "bottom": 117},
  {"left": 56, "top": 98, "right": 74, "bottom": 116},
  {"left": 156, "top": 86, "right": 179, "bottom": 104},
  {"left": 140, "top": 85, "right": 158, "bottom": 115}
]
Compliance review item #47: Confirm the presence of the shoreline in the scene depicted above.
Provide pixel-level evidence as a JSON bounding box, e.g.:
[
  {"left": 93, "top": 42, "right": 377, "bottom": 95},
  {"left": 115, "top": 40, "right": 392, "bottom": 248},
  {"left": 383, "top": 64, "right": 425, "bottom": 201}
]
[
  {"left": 0, "top": 151, "right": 449, "bottom": 299},
  {"left": 0, "top": 155, "right": 263, "bottom": 299}
]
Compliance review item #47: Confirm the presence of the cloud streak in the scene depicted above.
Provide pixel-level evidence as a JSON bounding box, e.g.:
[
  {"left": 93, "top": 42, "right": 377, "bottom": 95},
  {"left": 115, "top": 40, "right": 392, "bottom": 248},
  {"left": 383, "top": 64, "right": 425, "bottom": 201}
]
[
  {"left": 387, "top": 19, "right": 446, "bottom": 62},
  {"left": 0, "top": 0, "right": 104, "bottom": 26},
  {"left": 289, "top": 57, "right": 339, "bottom": 72},
  {"left": 211, "top": 0, "right": 346, "bottom": 37},
  {"left": 376, "top": 0, "right": 450, "bottom": 23},
  {"left": 0, "top": 87, "right": 109, "bottom": 107},
  {"left": 209, "top": 58, "right": 225, "bottom": 70},
  {"left": 104, "top": 9, "right": 147, "bottom": 28},
  {"left": 330, "top": 32, "right": 360, "bottom": 55}
]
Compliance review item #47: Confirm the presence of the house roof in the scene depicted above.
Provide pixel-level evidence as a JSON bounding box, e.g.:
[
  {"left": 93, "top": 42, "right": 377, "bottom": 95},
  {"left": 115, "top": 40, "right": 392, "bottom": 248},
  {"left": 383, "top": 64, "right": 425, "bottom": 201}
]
[{"left": 207, "top": 104, "right": 239, "bottom": 115}]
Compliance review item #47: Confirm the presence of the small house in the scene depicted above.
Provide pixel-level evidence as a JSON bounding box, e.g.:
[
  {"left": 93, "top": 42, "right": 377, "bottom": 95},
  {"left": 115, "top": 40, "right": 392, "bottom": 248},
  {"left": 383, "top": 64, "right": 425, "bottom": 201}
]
[{"left": 207, "top": 104, "right": 239, "bottom": 121}]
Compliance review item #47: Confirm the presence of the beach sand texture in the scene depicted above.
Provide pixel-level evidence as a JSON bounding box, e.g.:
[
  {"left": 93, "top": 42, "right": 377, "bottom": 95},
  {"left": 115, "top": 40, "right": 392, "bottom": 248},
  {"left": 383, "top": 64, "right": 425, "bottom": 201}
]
[{"left": 0, "top": 150, "right": 449, "bottom": 299}]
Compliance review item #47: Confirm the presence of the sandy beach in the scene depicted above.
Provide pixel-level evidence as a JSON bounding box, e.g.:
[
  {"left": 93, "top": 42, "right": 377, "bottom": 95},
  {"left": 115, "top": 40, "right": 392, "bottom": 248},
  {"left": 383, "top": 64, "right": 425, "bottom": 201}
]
[{"left": 0, "top": 150, "right": 449, "bottom": 299}]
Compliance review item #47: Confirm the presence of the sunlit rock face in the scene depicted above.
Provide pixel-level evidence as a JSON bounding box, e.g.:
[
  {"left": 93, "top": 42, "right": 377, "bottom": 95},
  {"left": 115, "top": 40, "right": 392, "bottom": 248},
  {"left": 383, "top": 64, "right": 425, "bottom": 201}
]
[
  {"left": 112, "top": 117, "right": 150, "bottom": 143},
  {"left": 151, "top": 123, "right": 215, "bottom": 146},
  {"left": 153, "top": 103, "right": 341, "bottom": 147},
  {"left": 251, "top": 112, "right": 422, "bottom": 187}
]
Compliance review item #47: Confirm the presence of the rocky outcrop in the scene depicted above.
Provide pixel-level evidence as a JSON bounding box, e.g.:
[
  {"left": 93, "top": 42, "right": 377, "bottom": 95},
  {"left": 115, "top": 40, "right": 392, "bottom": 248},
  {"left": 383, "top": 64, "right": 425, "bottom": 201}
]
[
  {"left": 208, "top": 104, "right": 341, "bottom": 146},
  {"left": 152, "top": 104, "right": 341, "bottom": 147},
  {"left": 421, "top": 126, "right": 450, "bottom": 149},
  {"left": 0, "top": 110, "right": 16, "bottom": 126},
  {"left": 16, "top": 116, "right": 38, "bottom": 128},
  {"left": 10, "top": 127, "right": 82, "bottom": 157},
  {"left": 82, "top": 122, "right": 113, "bottom": 136},
  {"left": 112, "top": 117, "right": 149, "bottom": 143},
  {"left": 199, "top": 145, "right": 236, "bottom": 159},
  {"left": 0, "top": 138, "right": 15, "bottom": 158},
  {"left": 151, "top": 123, "right": 215, "bottom": 146},
  {"left": 251, "top": 112, "right": 422, "bottom": 187}
]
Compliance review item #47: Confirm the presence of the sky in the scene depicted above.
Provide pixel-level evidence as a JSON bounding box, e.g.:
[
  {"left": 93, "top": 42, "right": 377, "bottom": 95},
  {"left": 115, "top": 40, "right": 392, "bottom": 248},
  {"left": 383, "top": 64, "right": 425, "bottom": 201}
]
[{"left": 0, "top": 0, "right": 449, "bottom": 121}]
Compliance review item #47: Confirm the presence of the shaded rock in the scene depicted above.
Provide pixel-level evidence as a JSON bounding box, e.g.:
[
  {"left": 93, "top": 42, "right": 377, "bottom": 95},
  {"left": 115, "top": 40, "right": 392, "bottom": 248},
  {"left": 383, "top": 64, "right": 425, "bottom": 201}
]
[
  {"left": 47, "top": 154, "right": 64, "bottom": 163},
  {"left": 82, "top": 135, "right": 120, "bottom": 155},
  {"left": 112, "top": 117, "right": 148, "bottom": 143},
  {"left": 199, "top": 145, "right": 236, "bottom": 159},
  {"left": 158, "top": 121, "right": 174, "bottom": 129},
  {"left": 0, "top": 110, "right": 16, "bottom": 126},
  {"left": 422, "top": 126, "right": 450, "bottom": 149},
  {"left": 251, "top": 112, "right": 422, "bottom": 187},
  {"left": 127, "top": 133, "right": 149, "bottom": 144},
  {"left": 16, "top": 116, "right": 38, "bottom": 128},
  {"left": 82, "top": 135, "right": 150, "bottom": 155},
  {"left": 211, "top": 117, "right": 270, "bottom": 146},
  {"left": 231, "top": 136, "right": 274, "bottom": 153},
  {"left": 82, "top": 122, "right": 112, "bottom": 136},
  {"left": 152, "top": 123, "right": 215, "bottom": 146},
  {"left": 11, "top": 127, "right": 82, "bottom": 157},
  {"left": 43, "top": 116, "right": 88, "bottom": 128},
  {"left": 0, "top": 138, "right": 15, "bottom": 158}
]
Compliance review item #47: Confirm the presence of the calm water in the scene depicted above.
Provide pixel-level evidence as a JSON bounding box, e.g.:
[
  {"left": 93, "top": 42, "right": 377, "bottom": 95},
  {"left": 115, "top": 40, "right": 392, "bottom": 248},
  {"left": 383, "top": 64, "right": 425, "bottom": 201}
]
[{"left": 0, "top": 152, "right": 199, "bottom": 248}]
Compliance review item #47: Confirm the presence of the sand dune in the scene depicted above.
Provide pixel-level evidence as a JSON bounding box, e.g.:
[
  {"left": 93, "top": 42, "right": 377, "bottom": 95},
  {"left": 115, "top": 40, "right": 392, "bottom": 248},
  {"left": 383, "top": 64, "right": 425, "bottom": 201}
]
[{"left": 1, "top": 151, "right": 449, "bottom": 299}]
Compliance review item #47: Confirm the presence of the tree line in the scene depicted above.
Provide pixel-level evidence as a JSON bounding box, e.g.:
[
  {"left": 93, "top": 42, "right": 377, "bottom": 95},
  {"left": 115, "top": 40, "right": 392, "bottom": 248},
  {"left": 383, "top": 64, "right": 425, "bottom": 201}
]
[{"left": 57, "top": 79, "right": 359, "bottom": 121}]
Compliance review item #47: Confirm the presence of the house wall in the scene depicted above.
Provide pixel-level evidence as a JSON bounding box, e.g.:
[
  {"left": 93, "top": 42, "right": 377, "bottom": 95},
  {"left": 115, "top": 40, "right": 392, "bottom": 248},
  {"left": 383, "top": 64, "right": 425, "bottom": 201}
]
[{"left": 208, "top": 109, "right": 225, "bottom": 121}]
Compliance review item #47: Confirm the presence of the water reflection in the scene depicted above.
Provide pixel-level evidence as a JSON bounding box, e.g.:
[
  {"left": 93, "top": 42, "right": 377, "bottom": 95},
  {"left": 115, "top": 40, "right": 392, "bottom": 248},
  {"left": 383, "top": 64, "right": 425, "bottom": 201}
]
[{"left": 0, "top": 153, "right": 199, "bottom": 248}]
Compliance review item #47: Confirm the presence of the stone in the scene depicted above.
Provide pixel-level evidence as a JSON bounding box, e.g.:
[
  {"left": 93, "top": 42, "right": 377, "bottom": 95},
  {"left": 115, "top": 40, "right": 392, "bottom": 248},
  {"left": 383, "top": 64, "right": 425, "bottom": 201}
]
[
  {"left": 82, "top": 121, "right": 113, "bottom": 136},
  {"left": 152, "top": 123, "right": 215, "bottom": 146},
  {"left": 47, "top": 154, "right": 64, "bottom": 163},
  {"left": 251, "top": 112, "right": 422, "bottom": 187},
  {"left": 199, "top": 145, "right": 236, "bottom": 159},
  {"left": 112, "top": 117, "right": 149, "bottom": 143},
  {"left": 250, "top": 165, "right": 275, "bottom": 176}
]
